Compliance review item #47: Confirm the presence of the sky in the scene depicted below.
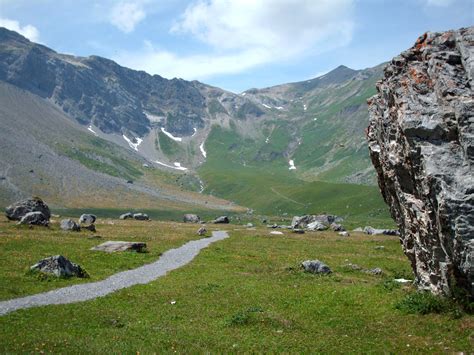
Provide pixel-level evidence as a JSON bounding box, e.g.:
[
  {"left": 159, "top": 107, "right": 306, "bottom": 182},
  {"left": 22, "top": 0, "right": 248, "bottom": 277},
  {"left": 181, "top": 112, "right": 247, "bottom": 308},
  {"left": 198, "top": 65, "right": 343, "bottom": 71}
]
[{"left": 0, "top": 0, "right": 472, "bottom": 92}]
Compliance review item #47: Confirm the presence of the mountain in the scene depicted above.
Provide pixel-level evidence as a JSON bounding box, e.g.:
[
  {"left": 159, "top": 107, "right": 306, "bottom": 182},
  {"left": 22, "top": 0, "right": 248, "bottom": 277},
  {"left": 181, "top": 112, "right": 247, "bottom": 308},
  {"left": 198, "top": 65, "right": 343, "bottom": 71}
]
[{"left": 0, "top": 27, "right": 391, "bottom": 223}]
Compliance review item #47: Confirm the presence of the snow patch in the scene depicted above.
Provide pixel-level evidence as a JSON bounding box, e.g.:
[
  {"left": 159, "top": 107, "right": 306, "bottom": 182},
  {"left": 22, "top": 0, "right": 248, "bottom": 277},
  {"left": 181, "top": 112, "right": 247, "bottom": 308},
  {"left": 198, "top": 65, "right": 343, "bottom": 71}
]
[
  {"left": 265, "top": 137, "right": 270, "bottom": 144},
  {"left": 241, "top": 92, "right": 246, "bottom": 96},
  {"left": 199, "top": 142, "right": 207, "bottom": 158},
  {"left": 87, "top": 125, "right": 98, "bottom": 136},
  {"left": 394, "top": 278, "right": 412, "bottom": 283},
  {"left": 275, "top": 106, "right": 284, "bottom": 110},
  {"left": 191, "top": 127, "right": 197, "bottom": 137},
  {"left": 303, "top": 104, "right": 307, "bottom": 111},
  {"left": 262, "top": 103, "right": 271, "bottom": 109},
  {"left": 161, "top": 127, "right": 182, "bottom": 142},
  {"left": 155, "top": 160, "right": 187, "bottom": 171},
  {"left": 123, "top": 135, "right": 143, "bottom": 151},
  {"left": 288, "top": 160, "right": 296, "bottom": 170},
  {"left": 313, "top": 117, "right": 318, "bottom": 121}
]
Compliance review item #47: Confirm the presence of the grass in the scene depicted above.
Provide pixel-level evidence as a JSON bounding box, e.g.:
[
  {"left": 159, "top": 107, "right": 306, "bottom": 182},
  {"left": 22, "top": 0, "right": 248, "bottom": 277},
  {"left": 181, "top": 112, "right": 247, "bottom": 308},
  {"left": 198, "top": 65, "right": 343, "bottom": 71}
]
[{"left": 0, "top": 215, "right": 472, "bottom": 353}]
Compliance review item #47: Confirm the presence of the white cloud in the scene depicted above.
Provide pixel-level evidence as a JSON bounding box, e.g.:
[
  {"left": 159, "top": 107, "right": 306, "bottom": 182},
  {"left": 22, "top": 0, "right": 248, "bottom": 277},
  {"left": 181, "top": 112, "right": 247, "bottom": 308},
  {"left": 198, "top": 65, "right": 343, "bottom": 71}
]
[
  {"left": 0, "top": 18, "right": 40, "bottom": 42},
  {"left": 115, "top": 0, "right": 354, "bottom": 80},
  {"left": 109, "top": 1, "right": 146, "bottom": 33},
  {"left": 424, "top": 0, "right": 455, "bottom": 6}
]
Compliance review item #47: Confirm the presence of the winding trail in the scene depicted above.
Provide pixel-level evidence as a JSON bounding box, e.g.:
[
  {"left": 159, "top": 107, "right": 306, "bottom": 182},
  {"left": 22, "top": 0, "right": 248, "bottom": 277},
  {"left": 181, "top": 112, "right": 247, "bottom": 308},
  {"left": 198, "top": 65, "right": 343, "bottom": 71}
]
[{"left": 0, "top": 231, "right": 229, "bottom": 316}]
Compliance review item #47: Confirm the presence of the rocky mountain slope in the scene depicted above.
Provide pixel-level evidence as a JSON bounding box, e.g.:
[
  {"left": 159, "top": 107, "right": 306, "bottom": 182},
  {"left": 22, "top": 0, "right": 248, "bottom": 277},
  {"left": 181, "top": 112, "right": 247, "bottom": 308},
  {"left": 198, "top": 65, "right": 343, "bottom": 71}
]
[
  {"left": 368, "top": 26, "right": 473, "bottom": 296},
  {"left": 0, "top": 27, "right": 389, "bottom": 220}
]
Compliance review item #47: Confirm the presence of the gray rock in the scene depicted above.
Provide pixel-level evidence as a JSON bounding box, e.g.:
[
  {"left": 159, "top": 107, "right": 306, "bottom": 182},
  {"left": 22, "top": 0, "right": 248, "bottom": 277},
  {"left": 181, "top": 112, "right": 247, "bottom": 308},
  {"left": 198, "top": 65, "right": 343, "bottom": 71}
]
[
  {"left": 301, "top": 260, "right": 332, "bottom": 274},
  {"left": 82, "top": 224, "right": 96, "bottom": 232},
  {"left": 330, "top": 223, "right": 345, "bottom": 232},
  {"left": 197, "top": 227, "right": 207, "bottom": 236},
  {"left": 245, "top": 223, "right": 254, "bottom": 228},
  {"left": 307, "top": 221, "right": 328, "bottom": 231},
  {"left": 374, "top": 246, "right": 385, "bottom": 250},
  {"left": 213, "top": 216, "right": 229, "bottom": 224},
  {"left": 79, "top": 214, "right": 96, "bottom": 225},
  {"left": 119, "top": 212, "right": 133, "bottom": 220},
  {"left": 60, "top": 219, "right": 81, "bottom": 231},
  {"left": 338, "top": 231, "right": 350, "bottom": 237},
  {"left": 364, "top": 226, "right": 399, "bottom": 236},
  {"left": 366, "top": 268, "right": 383, "bottom": 276},
  {"left": 30, "top": 255, "right": 88, "bottom": 278},
  {"left": 183, "top": 214, "right": 201, "bottom": 223},
  {"left": 367, "top": 27, "right": 474, "bottom": 296},
  {"left": 5, "top": 197, "right": 51, "bottom": 221},
  {"left": 19, "top": 211, "right": 49, "bottom": 226},
  {"left": 91, "top": 241, "right": 147, "bottom": 253},
  {"left": 292, "top": 229, "right": 305, "bottom": 234},
  {"left": 133, "top": 213, "right": 149, "bottom": 221},
  {"left": 291, "top": 214, "right": 340, "bottom": 229},
  {"left": 353, "top": 227, "right": 364, "bottom": 232}
]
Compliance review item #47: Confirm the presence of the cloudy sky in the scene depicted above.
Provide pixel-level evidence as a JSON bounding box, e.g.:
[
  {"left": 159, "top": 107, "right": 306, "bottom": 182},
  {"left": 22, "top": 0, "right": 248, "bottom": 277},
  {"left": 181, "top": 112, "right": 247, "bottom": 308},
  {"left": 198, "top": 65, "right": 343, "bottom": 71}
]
[{"left": 0, "top": 0, "right": 472, "bottom": 92}]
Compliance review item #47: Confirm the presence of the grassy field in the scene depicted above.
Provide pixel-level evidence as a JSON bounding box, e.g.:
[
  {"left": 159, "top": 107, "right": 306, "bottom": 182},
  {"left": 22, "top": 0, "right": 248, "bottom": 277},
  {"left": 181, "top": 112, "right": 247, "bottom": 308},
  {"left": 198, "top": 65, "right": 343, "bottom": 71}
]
[{"left": 0, "top": 215, "right": 471, "bottom": 353}]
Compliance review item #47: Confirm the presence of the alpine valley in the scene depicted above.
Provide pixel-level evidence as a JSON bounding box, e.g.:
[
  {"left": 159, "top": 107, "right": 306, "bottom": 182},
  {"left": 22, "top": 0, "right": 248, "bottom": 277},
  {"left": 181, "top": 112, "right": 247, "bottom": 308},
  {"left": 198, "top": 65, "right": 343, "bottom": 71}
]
[{"left": 0, "top": 27, "right": 390, "bottom": 225}]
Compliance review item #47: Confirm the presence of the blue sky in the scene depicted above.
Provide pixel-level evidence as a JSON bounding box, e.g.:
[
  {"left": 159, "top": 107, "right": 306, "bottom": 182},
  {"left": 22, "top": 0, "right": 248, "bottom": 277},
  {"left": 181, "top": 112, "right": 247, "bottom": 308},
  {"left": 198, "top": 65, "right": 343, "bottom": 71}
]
[{"left": 0, "top": 0, "right": 472, "bottom": 92}]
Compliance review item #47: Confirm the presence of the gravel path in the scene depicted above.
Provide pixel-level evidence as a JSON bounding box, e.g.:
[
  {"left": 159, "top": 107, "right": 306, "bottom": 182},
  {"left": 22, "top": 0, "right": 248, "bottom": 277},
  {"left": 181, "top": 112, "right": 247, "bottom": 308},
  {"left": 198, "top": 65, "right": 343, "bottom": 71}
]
[{"left": 0, "top": 231, "right": 229, "bottom": 316}]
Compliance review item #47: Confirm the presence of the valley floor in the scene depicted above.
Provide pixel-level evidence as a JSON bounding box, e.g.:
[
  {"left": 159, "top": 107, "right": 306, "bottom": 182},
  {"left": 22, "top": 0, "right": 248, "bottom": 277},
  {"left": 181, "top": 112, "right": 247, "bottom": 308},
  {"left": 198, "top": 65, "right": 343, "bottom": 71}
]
[{"left": 0, "top": 216, "right": 471, "bottom": 352}]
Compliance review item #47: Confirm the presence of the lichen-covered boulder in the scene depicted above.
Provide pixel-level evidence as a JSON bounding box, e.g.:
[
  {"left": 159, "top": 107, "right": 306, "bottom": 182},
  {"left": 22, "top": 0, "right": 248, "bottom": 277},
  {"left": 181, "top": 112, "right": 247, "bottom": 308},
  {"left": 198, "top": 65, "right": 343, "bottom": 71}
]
[
  {"left": 5, "top": 197, "right": 51, "bottom": 221},
  {"left": 60, "top": 219, "right": 81, "bottom": 231},
  {"left": 19, "top": 211, "right": 49, "bottom": 226},
  {"left": 367, "top": 27, "right": 474, "bottom": 296},
  {"left": 30, "top": 255, "right": 88, "bottom": 278}
]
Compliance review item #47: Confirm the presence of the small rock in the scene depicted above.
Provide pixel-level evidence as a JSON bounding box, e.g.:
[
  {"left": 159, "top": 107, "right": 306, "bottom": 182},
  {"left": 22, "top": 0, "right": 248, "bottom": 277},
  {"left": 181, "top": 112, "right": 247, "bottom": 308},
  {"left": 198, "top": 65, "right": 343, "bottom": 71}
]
[
  {"left": 374, "top": 246, "right": 385, "bottom": 250},
  {"left": 79, "top": 214, "right": 96, "bottom": 225},
  {"left": 19, "top": 211, "right": 49, "bottom": 226},
  {"left": 366, "top": 267, "right": 383, "bottom": 275},
  {"left": 119, "top": 212, "right": 133, "bottom": 220},
  {"left": 344, "top": 263, "right": 362, "bottom": 270},
  {"left": 330, "top": 223, "right": 345, "bottom": 232},
  {"left": 307, "top": 221, "right": 328, "bottom": 231},
  {"left": 197, "top": 227, "right": 207, "bottom": 236},
  {"left": 338, "top": 231, "right": 350, "bottom": 237},
  {"left": 394, "top": 278, "right": 412, "bottom": 284},
  {"left": 270, "top": 231, "right": 284, "bottom": 235},
  {"left": 91, "top": 241, "right": 147, "bottom": 253},
  {"left": 82, "top": 224, "right": 96, "bottom": 232},
  {"left": 292, "top": 229, "right": 305, "bottom": 234},
  {"left": 133, "top": 213, "right": 149, "bottom": 221},
  {"left": 183, "top": 214, "right": 201, "bottom": 223},
  {"left": 30, "top": 255, "right": 88, "bottom": 278},
  {"left": 245, "top": 223, "right": 254, "bottom": 228},
  {"left": 213, "top": 216, "right": 229, "bottom": 224},
  {"left": 301, "top": 260, "right": 332, "bottom": 274},
  {"left": 60, "top": 219, "right": 81, "bottom": 231}
]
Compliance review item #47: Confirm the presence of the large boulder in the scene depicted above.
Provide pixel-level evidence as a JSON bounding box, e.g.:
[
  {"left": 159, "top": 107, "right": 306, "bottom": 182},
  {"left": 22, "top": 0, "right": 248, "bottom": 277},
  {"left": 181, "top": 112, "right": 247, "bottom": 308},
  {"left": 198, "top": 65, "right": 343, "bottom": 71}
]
[
  {"left": 91, "top": 241, "right": 147, "bottom": 253},
  {"left": 5, "top": 197, "right": 51, "bottom": 221},
  {"left": 367, "top": 27, "right": 474, "bottom": 296},
  {"left": 19, "top": 211, "right": 49, "bottom": 226},
  {"left": 133, "top": 213, "right": 149, "bottom": 221},
  {"left": 30, "top": 255, "right": 88, "bottom": 278},
  {"left": 291, "top": 214, "right": 340, "bottom": 229},
  {"left": 183, "top": 214, "right": 201, "bottom": 223},
  {"left": 60, "top": 219, "right": 81, "bottom": 231},
  {"left": 119, "top": 212, "right": 133, "bottom": 220},
  {"left": 79, "top": 214, "right": 96, "bottom": 225}
]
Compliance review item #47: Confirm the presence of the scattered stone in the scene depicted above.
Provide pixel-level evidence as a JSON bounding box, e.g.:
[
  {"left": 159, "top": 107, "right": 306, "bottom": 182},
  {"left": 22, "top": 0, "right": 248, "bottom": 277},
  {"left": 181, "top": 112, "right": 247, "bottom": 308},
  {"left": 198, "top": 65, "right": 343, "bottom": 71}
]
[
  {"left": 374, "top": 246, "right": 385, "bottom": 250},
  {"left": 366, "top": 268, "right": 383, "bottom": 276},
  {"left": 197, "top": 227, "right": 207, "bottom": 236},
  {"left": 82, "top": 224, "right": 96, "bottom": 232},
  {"left": 60, "top": 219, "right": 81, "bottom": 231},
  {"left": 30, "top": 255, "right": 88, "bottom": 278},
  {"left": 119, "top": 212, "right": 133, "bottom": 220},
  {"left": 338, "top": 231, "right": 350, "bottom": 237},
  {"left": 344, "top": 263, "right": 362, "bottom": 271},
  {"left": 133, "top": 213, "right": 149, "bottom": 221},
  {"left": 307, "top": 221, "right": 328, "bottom": 231},
  {"left": 245, "top": 223, "right": 254, "bottom": 228},
  {"left": 19, "top": 211, "right": 49, "bottom": 226},
  {"left": 364, "top": 226, "right": 400, "bottom": 236},
  {"left": 91, "top": 241, "right": 147, "bottom": 253},
  {"left": 330, "top": 223, "right": 345, "bottom": 232},
  {"left": 213, "top": 216, "right": 229, "bottom": 224},
  {"left": 394, "top": 278, "right": 412, "bottom": 284},
  {"left": 5, "top": 197, "right": 51, "bottom": 221},
  {"left": 292, "top": 229, "right": 305, "bottom": 234},
  {"left": 183, "top": 214, "right": 201, "bottom": 223},
  {"left": 270, "top": 231, "right": 284, "bottom": 235},
  {"left": 301, "top": 260, "right": 332, "bottom": 274},
  {"left": 291, "top": 214, "right": 341, "bottom": 230},
  {"left": 367, "top": 27, "right": 474, "bottom": 296},
  {"left": 79, "top": 214, "right": 96, "bottom": 225}
]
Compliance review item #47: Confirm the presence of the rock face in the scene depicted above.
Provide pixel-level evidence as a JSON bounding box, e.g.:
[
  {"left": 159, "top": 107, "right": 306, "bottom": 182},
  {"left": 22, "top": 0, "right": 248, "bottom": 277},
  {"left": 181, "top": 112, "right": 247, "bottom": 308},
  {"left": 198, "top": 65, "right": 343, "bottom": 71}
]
[
  {"left": 5, "top": 197, "right": 51, "bottom": 221},
  {"left": 91, "top": 241, "right": 147, "bottom": 253},
  {"left": 30, "top": 255, "right": 88, "bottom": 278},
  {"left": 183, "top": 214, "right": 201, "bottom": 223},
  {"left": 367, "top": 27, "right": 474, "bottom": 296}
]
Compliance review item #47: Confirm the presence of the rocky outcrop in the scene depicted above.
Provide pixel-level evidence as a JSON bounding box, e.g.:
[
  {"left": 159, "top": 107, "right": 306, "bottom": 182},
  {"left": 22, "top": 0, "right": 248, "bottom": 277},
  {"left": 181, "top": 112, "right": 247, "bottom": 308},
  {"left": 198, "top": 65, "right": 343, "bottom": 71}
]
[
  {"left": 367, "top": 27, "right": 474, "bottom": 296},
  {"left": 5, "top": 197, "right": 51, "bottom": 221}
]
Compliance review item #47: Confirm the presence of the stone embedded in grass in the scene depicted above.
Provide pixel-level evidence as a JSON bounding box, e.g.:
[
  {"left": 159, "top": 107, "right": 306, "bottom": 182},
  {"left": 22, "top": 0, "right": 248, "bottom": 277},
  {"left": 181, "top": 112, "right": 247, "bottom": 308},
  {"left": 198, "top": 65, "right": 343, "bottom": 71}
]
[
  {"left": 82, "top": 224, "right": 96, "bottom": 232},
  {"left": 133, "top": 213, "right": 149, "bottom": 221},
  {"left": 183, "top": 214, "right": 201, "bottom": 223},
  {"left": 366, "top": 268, "right": 383, "bottom": 276},
  {"left": 363, "top": 226, "right": 399, "bottom": 236},
  {"left": 60, "top": 218, "right": 81, "bottom": 231},
  {"left": 338, "top": 231, "right": 350, "bottom": 237},
  {"left": 5, "top": 197, "right": 51, "bottom": 221},
  {"left": 91, "top": 241, "right": 147, "bottom": 253},
  {"left": 270, "top": 231, "right": 284, "bottom": 235},
  {"left": 307, "top": 221, "right": 327, "bottom": 231},
  {"left": 119, "top": 212, "right": 133, "bottom": 220},
  {"left": 18, "top": 211, "right": 49, "bottom": 226},
  {"left": 30, "top": 255, "right": 88, "bottom": 278},
  {"left": 213, "top": 216, "right": 229, "bottom": 224},
  {"left": 245, "top": 223, "right": 254, "bottom": 228},
  {"left": 79, "top": 214, "right": 96, "bottom": 225},
  {"left": 301, "top": 260, "right": 332, "bottom": 274},
  {"left": 374, "top": 246, "right": 385, "bottom": 250},
  {"left": 330, "top": 223, "right": 345, "bottom": 232},
  {"left": 197, "top": 227, "right": 207, "bottom": 236},
  {"left": 292, "top": 229, "right": 305, "bottom": 234}
]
